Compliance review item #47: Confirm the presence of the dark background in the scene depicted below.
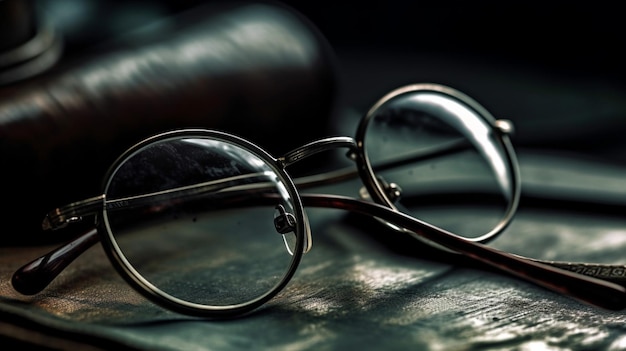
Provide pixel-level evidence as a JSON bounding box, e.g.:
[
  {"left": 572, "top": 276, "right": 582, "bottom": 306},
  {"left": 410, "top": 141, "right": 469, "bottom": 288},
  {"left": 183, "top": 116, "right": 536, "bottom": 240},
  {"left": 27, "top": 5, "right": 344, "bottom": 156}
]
[
  {"left": 37, "top": 0, "right": 626, "bottom": 81},
  {"left": 36, "top": 0, "right": 626, "bottom": 154},
  {"left": 3, "top": 0, "right": 625, "bottom": 185}
]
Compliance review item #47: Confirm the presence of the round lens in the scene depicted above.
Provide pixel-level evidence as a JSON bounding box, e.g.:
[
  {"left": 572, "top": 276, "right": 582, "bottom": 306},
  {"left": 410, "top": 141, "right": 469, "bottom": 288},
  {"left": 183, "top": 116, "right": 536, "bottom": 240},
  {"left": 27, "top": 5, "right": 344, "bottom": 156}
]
[
  {"left": 357, "top": 84, "right": 519, "bottom": 243},
  {"left": 100, "top": 132, "right": 304, "bottom": 312}
]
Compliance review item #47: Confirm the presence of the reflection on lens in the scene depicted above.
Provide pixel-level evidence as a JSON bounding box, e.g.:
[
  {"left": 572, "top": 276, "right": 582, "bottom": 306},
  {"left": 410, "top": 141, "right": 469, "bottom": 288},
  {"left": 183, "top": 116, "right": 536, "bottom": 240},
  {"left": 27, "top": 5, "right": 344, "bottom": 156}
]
[
  {"left": 361, "top": 85, "right": 516, "bottom": 240},
  {"left": 102, "top": 135, "right": 301, "bottom": 308}
]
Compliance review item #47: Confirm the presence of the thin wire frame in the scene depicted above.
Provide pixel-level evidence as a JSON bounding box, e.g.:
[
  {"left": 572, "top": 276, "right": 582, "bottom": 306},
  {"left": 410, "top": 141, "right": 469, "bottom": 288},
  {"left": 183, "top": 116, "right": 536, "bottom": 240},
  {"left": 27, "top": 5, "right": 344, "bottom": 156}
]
[
  {"left": 11, "top": 84, "right": 626, "bottom": 318},
  {"left": 354, "top": 83, "right": 521, "bottom": 249},
  {"left": 98, "top": 130, "right": 309, "bottom": 316}
]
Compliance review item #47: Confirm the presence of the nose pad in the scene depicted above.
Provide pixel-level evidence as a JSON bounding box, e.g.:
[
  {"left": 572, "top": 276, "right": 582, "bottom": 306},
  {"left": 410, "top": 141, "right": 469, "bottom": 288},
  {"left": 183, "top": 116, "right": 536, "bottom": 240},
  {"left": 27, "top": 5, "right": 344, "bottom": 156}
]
[
  {"left": 274, "top": 204, "right": 297, "bottom": 255},
  {"left": 274, "top": 204, "right": 296, "bottom": 234}
]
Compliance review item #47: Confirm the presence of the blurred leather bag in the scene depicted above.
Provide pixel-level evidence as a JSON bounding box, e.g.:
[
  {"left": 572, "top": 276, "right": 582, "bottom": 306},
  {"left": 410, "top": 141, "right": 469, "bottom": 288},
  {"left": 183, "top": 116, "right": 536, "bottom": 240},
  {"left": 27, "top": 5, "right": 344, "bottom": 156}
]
[{"left": 0, "top": 1, "right": 338, "bottom": 244}]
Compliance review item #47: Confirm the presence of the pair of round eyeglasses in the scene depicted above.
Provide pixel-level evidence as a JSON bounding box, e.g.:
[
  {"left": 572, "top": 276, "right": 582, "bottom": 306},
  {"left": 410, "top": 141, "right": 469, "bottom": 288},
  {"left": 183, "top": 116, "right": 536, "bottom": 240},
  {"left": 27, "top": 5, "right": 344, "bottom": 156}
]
[{"left": 12, "top": 83, "right": 626, "bottom": 318}]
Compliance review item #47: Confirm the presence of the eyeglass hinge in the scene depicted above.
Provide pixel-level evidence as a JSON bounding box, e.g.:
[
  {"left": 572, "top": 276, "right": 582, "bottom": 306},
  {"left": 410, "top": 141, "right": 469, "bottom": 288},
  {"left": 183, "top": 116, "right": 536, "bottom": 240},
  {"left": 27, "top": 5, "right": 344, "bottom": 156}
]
[
  {"left": 42, "top": 214, "right": 82, "bottom": 231},
  {"left": 495, "top": 119, "right": 514, "bottom": 135}
]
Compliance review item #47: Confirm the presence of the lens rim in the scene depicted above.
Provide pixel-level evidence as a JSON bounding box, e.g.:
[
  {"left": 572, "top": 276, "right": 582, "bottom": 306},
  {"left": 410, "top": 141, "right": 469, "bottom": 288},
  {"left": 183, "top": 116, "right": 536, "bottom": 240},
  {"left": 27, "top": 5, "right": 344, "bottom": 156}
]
[
  {"left": 354, "top": 83, "right": 520, "bottom": 245},
  {"left": 96, "top": 129, "right": 307, "bottom": 317}
]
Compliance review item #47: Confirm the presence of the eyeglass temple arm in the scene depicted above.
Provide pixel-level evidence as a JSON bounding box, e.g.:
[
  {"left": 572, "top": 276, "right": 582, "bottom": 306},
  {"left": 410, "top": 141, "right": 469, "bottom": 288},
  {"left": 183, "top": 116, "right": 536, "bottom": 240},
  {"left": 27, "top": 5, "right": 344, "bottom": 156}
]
[
  {"left": 12, "top": 228, "right": 99, "bottom": 295},
  {"left": 292, "top": 138, "right": 472, "bottom": 190},
  {"left": 13, "top": 191, "right": 626, "bottom": 309},
  {"left": 14, "top": 173, "right": 281, "bottom": 295},
  {"left": 42, "top": 173, "right": 277, "bottom": 231},
  {"left": 38, "top": 134, "right": 471, "bottom": 231},
  {"left": 12, "top": 195, "right": 105, "bottom": 294},
  {"left": 301, "top": 194, "right": 626, "bottom": 310}
]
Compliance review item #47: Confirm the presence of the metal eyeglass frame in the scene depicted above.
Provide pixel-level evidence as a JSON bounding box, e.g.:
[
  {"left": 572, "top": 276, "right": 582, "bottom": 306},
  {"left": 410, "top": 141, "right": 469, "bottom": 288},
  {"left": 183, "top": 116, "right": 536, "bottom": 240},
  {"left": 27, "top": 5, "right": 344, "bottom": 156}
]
[{"left": 11, "top": 83, "right": 626, "bottom": 318}]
